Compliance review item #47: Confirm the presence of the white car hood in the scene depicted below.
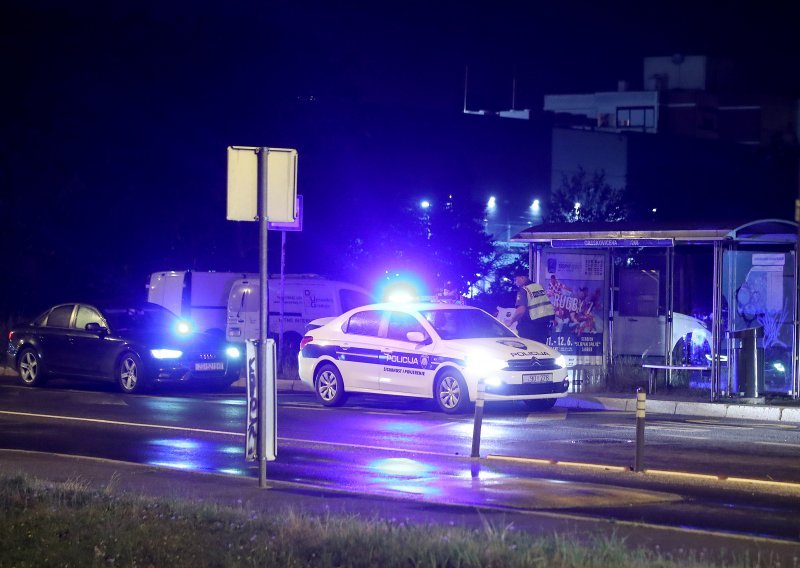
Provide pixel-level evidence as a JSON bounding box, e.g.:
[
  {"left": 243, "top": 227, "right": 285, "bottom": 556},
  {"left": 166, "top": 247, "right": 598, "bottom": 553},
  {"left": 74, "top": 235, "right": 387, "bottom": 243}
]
[{"left": 443, "top": 337, "right": 560, "bottom": 361}]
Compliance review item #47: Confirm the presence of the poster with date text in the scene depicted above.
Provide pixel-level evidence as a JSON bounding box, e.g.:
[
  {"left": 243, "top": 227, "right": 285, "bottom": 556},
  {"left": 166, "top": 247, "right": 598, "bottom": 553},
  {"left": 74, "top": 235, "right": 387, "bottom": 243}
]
[{"left": 539, "top": 252, "right": 606, "bottom": 366}]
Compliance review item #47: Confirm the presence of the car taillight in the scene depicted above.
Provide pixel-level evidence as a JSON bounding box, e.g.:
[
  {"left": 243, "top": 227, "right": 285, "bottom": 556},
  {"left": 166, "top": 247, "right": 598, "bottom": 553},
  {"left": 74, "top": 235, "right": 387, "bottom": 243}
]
[
  {"left": 7, "top": 331, "right": 12, "bottom": 341},
  {"left": 299, "top": 335, "right": 313, "bottom": 349}
]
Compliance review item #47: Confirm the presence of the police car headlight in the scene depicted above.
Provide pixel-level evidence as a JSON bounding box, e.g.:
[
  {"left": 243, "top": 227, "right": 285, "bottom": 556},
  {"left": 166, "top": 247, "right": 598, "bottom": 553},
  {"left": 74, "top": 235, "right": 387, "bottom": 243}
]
[
  {"left": 225, "top": 347, "right": 241, "bottom": 359},
  {"left": 151, "top": 349, "right": 183, "bottom": 359},
  {"left": 465, "top": 354, "right": 508, "bottom": 373},
  {"left": 555, "top": 355, "right": 567, "bottom": 369},
  {"left": 174, "top": 320, "right": 193, "bottom": 336}
]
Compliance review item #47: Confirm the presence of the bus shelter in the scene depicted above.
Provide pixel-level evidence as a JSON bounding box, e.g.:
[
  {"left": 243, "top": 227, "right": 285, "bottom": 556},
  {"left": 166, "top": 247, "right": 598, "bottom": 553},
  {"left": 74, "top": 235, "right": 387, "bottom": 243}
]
[{"left": 511, "top": 219, "right": 799, "bottom": 401}]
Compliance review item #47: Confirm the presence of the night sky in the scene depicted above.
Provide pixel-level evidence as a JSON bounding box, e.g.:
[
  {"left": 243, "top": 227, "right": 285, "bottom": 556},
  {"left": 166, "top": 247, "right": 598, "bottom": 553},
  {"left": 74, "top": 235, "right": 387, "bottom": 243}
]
[{"left": 3, "top": 1, "right": 799, "bottom": 315}]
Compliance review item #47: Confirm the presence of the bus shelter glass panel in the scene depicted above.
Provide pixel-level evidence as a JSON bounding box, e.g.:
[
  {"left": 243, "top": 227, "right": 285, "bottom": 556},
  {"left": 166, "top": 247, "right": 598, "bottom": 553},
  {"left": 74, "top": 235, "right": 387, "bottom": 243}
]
[
  {"left": 612, "top": 248, "right": 713, "bottom": 391},
  {"left": 612, "top": 250, "right": 672, "bottom": 362},
  {"left": 723, "top": 248, "right": 795, "bottom": 396}
]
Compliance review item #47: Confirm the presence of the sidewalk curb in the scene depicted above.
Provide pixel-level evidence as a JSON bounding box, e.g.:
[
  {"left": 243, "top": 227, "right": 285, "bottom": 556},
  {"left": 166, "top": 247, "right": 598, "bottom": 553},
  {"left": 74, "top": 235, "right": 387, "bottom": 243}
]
[{"left": 557, "top": 394, "right": 800, "bottom": 424}]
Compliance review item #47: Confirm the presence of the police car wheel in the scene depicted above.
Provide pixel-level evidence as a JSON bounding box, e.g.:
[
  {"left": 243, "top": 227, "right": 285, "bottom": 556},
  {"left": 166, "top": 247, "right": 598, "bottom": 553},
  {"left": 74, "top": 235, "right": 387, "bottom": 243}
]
[
  {"left": 523, "top": 398, "right": 556, "bottom": 411},
  {"left": 434, "top": 371, "right": 470, "bottom": 414},
  {"left": 314, "top": 364, "right": 347, "bottom": 407}
]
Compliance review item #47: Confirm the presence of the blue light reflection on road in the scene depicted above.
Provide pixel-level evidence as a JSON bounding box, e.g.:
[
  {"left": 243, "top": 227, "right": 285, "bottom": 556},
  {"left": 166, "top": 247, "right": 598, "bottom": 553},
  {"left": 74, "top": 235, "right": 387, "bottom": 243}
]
[
  {"left": 150, "top": 438, "right": 200, "bottom": 450},
  {"left": 366, "top": 457, "right": 442, "bottom": 497},
  {"left": 369, "top": 457, "right": 432, "bottom": 476},
  {"left": 381, "top": 421, "right": 426, "bottom": 434},
  {"left": 146, "top": 437, "right": 234, "bottom": 473}
]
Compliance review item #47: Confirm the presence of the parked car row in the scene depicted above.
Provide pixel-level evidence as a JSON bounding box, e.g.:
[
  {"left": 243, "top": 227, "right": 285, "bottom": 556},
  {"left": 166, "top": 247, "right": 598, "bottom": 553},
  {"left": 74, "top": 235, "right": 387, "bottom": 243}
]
[{"left": 5, "top": 298, "right": 569, "bottom": 415}]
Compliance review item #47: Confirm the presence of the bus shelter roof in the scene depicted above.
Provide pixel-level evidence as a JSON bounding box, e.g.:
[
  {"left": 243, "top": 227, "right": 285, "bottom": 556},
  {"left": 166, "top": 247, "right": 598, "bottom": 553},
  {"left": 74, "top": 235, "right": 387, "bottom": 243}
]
[{"left": 511, "top": 219, "right": 798, "bottom": 246}]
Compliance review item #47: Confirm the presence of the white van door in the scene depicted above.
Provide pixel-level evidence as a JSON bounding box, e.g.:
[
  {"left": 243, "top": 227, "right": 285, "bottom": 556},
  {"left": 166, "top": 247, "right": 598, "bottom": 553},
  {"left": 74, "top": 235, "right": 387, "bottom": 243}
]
[
  {"left": 227, "top": 280, "right": 260, "bottom": 342},
  {"left": 147, "top": 272, "right": 186, "bottom": 317}
]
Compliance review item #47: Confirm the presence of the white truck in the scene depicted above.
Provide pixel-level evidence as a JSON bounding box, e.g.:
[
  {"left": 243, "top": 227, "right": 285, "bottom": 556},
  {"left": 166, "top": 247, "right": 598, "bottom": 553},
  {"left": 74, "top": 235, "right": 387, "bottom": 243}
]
[
  {"left": 147, "top": 270, "right": 372, "bottom": 340},
  {"left": 147, "top": 271, "right": 257, "bottom": 336},
  {"left": 147, "top": 271, "right": 373, "bottom": 374},
  {"left": 225, "top": 276, "right": 373, "bottom": 344},
  {"left": 225, "top": 275, "right": 373, "bottom": 372}
]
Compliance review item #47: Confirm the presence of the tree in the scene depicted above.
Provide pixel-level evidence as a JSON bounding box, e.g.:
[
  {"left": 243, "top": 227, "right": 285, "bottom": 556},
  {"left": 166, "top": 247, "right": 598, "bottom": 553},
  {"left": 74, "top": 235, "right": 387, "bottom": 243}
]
[
  {"left": 547, "top": 167, "right": 627, "bottom": 222},
  {"left": 335, "top": 196, "right": 496, "bottom": 298}
]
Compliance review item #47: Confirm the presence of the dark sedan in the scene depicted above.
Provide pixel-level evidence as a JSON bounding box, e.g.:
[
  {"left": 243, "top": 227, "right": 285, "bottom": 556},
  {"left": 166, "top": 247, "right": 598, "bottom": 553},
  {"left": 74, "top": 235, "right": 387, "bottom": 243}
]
[{"left": 6, "top": 302, "right": 243, "bottom": 393}]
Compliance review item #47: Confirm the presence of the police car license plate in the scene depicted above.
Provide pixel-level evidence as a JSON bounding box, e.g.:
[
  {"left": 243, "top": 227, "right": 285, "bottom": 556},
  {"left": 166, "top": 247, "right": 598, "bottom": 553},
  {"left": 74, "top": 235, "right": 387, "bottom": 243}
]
[
  {"left": 195, "top": 362, "right": 224, "bottom": 371},
  {"left": 523, "top": 373, "right": 552, "bottom": 384}
]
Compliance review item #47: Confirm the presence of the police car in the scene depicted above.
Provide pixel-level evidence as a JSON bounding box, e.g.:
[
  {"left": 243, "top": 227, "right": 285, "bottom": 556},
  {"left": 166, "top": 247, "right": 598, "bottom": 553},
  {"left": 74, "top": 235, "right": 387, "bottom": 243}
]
[{"left": 298, "top": 302, "right": 569, "bottom": 413}]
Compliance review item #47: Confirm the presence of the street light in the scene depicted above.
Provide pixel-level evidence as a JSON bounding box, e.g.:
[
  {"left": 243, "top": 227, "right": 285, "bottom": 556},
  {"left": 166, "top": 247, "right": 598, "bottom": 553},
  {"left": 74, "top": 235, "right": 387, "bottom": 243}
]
[
  {"left": 530, "top": 199, "right": 540, "bottom": 213},
  {"left": 420, "top": 200, "right": 431, "bottom": 209},
  {"left": 487, "top": 196, "right": 496, "bottom": 210}
]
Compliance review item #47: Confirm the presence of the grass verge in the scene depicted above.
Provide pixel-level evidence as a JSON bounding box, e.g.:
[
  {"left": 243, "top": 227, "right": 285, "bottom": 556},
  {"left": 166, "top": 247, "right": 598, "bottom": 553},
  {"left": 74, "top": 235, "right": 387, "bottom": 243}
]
[{"left": 0, "top": 473, "right": 772, "bottom": 567}]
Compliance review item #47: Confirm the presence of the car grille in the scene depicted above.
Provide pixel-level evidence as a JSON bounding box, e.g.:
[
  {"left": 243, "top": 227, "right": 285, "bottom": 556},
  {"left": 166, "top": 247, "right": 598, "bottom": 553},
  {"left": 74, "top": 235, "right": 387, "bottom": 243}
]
[
  {"left": 506, "top": 358, "right": 561, "bottom": 371},
  {"left": 191, "top": 352, "right": 219, "bottom": 361}
]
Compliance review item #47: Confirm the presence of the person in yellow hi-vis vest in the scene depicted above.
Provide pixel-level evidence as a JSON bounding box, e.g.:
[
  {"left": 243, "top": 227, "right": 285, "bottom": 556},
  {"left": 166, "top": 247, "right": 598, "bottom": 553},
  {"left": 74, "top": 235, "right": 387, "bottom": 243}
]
[{"left": 508, "top": 272, "right": 555, "bottom": 344}]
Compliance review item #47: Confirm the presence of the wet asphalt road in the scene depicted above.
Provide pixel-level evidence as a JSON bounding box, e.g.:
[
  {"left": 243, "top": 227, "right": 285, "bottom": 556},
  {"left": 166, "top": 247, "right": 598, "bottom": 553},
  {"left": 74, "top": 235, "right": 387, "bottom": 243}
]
[{"left": 1, "top": 379, "right": 800, "bottom": 544}]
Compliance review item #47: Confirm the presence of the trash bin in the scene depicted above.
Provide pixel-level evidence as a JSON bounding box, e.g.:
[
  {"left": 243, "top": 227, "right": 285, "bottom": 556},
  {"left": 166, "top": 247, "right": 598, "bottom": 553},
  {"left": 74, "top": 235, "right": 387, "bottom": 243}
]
[{"left": 728, "top": 327, "right": 765, "bottom": 398}]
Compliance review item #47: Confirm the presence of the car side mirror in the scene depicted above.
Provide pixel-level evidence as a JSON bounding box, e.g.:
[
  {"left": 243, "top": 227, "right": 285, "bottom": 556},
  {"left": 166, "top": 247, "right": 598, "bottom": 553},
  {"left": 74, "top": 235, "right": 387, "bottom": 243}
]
[
  {"left": 406, "top": 331, "right": 429, "bottom": 344},
  {"left": 86, "top": 322, "right": 109, "bottom": 336}
]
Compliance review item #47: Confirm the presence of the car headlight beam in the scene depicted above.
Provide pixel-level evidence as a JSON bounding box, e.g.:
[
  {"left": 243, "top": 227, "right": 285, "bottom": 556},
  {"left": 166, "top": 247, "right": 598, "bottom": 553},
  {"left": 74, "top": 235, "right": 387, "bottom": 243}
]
[
  {"left": 151, "top": 349, "right": 183, "bottom": 359},
  {"left": 484, "top": 376, "right": 502, "bottom": 387},
  {"left": 225, "top": 346, "right": 241, "bottom": 359},
  {"left": 555, "top": 355, "right": 567, "bottom": 369},
  {"left": 465, "top": 353, "right": 508, "bottom": 374}
]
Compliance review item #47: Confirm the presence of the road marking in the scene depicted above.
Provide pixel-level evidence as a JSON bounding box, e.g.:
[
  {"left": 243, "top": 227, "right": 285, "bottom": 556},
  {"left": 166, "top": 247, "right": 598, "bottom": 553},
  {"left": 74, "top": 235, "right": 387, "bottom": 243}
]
[
  {"left": 526, "top": 411, "right": 568, "bottom": 422},
  {"left": 654, "top": 433, "right": 710, "bottom": 440},
  {"left": 756, "top": 441, "right": 800, "bottom": 449},
  {"left": 278, "top": 402, "right": 328, "bottom": 411},
  {"left": 569, "top": 410, "right": 630, "bottom": 416},
  {"left": 0, "top": 410, "right": 457, "bottom": 458},
  {"left": 599, "top": 423, "right": 709, "bottom": 433},
  {"left": 0, "top": 410, "right": 244, "bottom": 437},
  {"left": 490, "top": 455, "right": 630, "bottom": 472},
  {"left": 689, "top": 419, "right": 797, "bottom": 430},
  {"left": 489, "top": 454, "right": 800, "bottom": 492}
]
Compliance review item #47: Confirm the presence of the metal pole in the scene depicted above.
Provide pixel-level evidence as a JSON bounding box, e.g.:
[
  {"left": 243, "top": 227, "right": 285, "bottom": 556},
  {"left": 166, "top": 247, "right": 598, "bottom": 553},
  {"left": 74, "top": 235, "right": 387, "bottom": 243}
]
[
  {"left": 634, "top": 388, "right": 646, "bottom": 472},
  {"left": 471, "top": 380, "right": 485, "bottom": 458},
  {"left": 529, "top": 243, "right": 535, "bottom": 282},
  {"left": 794, "top": 169, "right": 800, "bottom": 398},
  {"left": 665, "top": 247, "right": 674, "bottom": 386},
  {"left": 608, "top": 248, "right": 615, "bottom": 377},
  {"left": 257, "top": 148, "right": 269, "bottom": 488},
  {"left": 711, "top": 241, "right": 722, "bottom": 401},
  {"left": 278, "top": 230, "right": 286, "bottom": 375}
]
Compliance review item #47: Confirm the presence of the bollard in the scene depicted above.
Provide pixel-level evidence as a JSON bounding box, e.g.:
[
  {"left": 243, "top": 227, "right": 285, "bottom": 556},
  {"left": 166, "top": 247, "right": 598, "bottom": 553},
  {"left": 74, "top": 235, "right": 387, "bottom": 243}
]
[
  {"left": 634, "top": 387, "right": 646, "bottom": 472},
  {"left": 471, "top": 380, "right": 485, "bottom": 458}
]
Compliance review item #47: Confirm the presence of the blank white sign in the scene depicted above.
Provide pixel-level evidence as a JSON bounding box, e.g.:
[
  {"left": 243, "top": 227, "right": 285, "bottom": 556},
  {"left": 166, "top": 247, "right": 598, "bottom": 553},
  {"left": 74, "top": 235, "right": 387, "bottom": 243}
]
[{"left": 227, "top": 146, "right": 297, "bottom": 222}]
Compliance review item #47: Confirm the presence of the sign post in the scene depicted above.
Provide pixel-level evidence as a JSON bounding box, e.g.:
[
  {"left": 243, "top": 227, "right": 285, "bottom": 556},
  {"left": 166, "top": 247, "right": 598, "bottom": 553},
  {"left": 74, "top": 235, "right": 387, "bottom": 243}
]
[
  {"left": 256, "top": 148, "right": 270, "bottom": 487},
  {"left": 228, "top": 146, "right": 297, "bottom": 487}
]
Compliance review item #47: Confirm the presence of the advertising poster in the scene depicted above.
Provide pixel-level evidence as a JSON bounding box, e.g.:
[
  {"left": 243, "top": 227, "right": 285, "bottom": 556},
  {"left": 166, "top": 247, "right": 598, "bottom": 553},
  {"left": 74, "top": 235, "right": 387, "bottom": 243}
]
[{"left": 541, "top": 252, "right": 606, "bottom": 365}]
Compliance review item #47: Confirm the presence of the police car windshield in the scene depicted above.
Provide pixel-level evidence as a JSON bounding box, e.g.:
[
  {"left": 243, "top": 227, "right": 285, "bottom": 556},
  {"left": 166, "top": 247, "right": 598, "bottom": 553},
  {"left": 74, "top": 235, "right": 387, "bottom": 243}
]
[{"left": 420, "top": 308, "right": 516, "bottom": 340}]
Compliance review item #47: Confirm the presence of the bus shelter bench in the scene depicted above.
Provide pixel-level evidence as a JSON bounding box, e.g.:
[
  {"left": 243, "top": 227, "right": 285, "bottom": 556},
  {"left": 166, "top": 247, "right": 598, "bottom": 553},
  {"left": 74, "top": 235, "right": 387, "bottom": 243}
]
[{"left": 641, "top": 364, "right": 710, "bottom": 394}]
